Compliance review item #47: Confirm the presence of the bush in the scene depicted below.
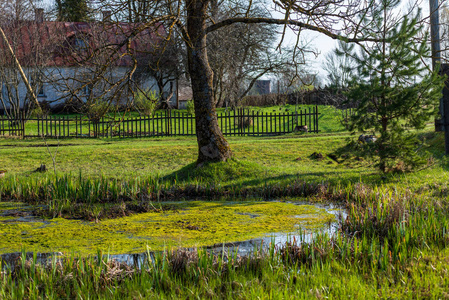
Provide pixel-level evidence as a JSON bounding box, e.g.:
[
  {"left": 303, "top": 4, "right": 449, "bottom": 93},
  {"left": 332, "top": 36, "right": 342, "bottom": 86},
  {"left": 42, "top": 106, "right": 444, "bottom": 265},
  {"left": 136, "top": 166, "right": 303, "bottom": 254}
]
[
  {"left": 186, "top": 99, "right": 195, "bottom": 115},
  {"left": 134, "top": 89, "right": 159, "bottom": 116},
  {"left": 240, "top": 94, "right": 286, "bottom": 107},
  {"left": 27, "top": 100, "right": 51, "bottom": 118},
  {"left": 86, "top": 101, "right": 110, "bottom": 122}
]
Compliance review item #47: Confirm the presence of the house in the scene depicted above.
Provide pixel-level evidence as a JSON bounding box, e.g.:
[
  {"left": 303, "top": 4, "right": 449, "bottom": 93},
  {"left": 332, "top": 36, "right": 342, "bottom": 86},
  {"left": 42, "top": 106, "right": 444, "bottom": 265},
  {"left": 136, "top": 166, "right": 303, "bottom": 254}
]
[
  {"left": 177, "top": 77, "right": 193, "bottom": 109},
  {"left": 250, "top": 79, "right": 271, "bottom": 95},
  {"left": 0, "top": 9, "right": 177, "bottom": 114}
]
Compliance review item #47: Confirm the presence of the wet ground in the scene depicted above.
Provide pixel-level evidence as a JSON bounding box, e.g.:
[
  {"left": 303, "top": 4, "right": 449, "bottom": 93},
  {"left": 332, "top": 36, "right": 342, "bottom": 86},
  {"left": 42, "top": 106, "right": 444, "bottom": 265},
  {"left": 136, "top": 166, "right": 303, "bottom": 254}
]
[{"left": 0, "top": 203, "right": 346, "bottom": 270}]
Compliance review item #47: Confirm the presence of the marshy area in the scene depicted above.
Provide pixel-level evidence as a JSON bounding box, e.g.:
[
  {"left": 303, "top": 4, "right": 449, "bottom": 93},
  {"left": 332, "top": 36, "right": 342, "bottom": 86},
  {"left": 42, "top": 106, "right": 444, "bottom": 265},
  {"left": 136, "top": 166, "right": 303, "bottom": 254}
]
[{"left": 1, "top": 111, "right": 449, "bottom": 298}]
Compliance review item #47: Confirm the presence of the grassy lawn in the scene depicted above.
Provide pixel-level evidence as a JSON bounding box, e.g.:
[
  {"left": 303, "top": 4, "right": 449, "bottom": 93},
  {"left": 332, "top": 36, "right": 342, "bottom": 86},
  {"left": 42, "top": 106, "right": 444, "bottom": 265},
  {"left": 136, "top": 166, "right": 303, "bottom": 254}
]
[
  {"left": 1, "top": 107, "right": 449, "bottom": 298},
  {"left": 0, "top": 104, "right": 363, "bottom": 183},
  {"left": 1, "top": 104, "right": 344, "bottom": 138},
  {"left": 0, "top": 133, "right": 361, "bottom": 179}
]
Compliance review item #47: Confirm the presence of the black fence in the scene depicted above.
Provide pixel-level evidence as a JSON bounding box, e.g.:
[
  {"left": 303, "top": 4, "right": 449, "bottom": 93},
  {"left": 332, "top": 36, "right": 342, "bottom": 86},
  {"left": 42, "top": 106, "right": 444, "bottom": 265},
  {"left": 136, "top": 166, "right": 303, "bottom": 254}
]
[
  {"left": 0, "top": 107, "right": 319, "bottom": 139},
  {"left": 0, "top": 115, "right": 25, "bottom": 137}
]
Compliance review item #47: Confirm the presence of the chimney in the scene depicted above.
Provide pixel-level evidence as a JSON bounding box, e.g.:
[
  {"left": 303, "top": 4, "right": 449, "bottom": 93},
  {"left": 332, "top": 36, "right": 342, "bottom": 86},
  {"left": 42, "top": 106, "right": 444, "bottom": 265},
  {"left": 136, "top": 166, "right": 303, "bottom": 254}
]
[
  {"left": 35, "top": 8, "right": 44, "bottom": 23},
  {"left": 102, "top": 11, "right": 112, "bottom": 22}
]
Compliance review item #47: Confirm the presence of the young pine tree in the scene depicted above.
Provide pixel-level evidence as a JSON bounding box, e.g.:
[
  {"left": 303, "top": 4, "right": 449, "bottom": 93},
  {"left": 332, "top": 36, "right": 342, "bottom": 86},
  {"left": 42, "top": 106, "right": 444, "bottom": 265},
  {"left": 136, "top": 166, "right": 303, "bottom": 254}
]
[
  {"left": 342, "top": 0, "right": 445, "bottom": 172},
  {"left": 55, "top": 0, "right": 91, "bottom": 22}
]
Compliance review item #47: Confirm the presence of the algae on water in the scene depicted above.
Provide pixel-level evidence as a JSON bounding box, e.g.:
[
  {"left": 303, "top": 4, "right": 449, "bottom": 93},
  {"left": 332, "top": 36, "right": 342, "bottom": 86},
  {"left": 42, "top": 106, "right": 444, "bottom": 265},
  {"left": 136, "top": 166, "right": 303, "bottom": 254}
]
[{"left": 0, "top": 201, "right": 334, "bottom": 255}]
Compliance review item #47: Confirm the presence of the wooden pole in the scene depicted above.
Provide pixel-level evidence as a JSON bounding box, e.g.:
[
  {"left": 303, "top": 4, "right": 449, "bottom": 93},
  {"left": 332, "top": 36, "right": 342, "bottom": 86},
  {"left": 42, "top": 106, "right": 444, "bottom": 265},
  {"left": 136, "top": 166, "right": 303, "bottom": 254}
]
[
  {"left": 0, "top": 26, "right": 40, "bottom": 110},
  {"left": 441, "top": 65, "right": 449, "bottom": 154}
]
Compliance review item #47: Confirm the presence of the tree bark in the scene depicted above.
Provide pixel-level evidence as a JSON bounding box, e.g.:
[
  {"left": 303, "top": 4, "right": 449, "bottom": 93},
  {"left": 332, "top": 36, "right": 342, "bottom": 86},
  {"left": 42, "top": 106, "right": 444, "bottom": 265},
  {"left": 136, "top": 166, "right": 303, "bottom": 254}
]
[{"left": 186, "top": 0, "right": 232, "bottom": 165}]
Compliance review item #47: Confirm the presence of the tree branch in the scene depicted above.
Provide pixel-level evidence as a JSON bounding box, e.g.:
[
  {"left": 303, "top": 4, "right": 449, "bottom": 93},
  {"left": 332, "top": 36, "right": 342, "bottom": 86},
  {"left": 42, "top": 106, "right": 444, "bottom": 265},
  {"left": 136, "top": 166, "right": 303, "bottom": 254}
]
[{"left": 205, "top": 17, "right": 377, "bottom": 43}]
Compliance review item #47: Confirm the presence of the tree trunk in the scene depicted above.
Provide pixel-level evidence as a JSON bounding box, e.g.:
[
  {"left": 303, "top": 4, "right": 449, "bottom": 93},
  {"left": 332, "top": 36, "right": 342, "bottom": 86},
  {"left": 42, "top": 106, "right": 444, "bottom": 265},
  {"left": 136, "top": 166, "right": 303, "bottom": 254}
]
[{"left": 186, "top": 0, "right": 232, "bottom": 165}]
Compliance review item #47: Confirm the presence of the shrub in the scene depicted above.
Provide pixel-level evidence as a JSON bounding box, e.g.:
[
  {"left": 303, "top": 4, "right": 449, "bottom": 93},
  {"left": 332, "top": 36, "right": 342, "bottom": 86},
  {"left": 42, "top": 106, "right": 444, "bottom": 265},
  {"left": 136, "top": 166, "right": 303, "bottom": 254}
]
[
  {"left": 240, "top": 94, "right": 286, "bottom": 107},
  {"left": 86, "top": 101, "right": 110, "bottom": 122},
  {"left": 28, "top": 100, "right": 51, "bottom": 118},
  {"left": 186, "top": 99, "right": 195, "bottom": 115},
  {"left": 134, "top": 89, "right": 159, "bottom": 116}
]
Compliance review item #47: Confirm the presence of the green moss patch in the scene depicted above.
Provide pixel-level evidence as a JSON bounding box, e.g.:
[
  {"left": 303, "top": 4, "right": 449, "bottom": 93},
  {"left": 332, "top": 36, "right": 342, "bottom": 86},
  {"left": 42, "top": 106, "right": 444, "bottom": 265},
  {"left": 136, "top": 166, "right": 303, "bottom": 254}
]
[
  {"left": 0, "top": 201, "right": 334, "bottom": 255},
  {"left": 164, "top": 159, "right": 268, "bottom": 183}
]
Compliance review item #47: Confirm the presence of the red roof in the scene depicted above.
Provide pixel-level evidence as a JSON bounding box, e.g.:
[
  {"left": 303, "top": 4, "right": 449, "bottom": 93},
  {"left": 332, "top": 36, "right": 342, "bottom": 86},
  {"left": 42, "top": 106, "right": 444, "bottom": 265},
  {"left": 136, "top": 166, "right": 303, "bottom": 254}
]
[{"left": 0, "top": 21, "right": 166, "bottom": 67}]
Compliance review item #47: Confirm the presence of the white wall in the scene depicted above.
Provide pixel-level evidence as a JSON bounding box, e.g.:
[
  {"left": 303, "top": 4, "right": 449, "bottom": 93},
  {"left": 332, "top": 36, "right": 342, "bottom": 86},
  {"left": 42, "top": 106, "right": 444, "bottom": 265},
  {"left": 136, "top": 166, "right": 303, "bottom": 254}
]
[{"left": 1, "top": 66, "right": 177, "bottom": 110}]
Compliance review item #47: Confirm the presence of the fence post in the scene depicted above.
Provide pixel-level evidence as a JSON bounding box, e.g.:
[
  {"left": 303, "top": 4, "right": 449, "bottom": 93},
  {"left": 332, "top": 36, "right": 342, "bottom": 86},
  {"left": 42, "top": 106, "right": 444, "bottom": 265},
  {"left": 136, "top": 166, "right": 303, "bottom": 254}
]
[
  {"left": 239, "top": 108, "right": 243, "bottom": 136},
  {"left": 21, "top": 110, "right": 25, "bottom": 138},
  {"left": 167, "top": 109, "right": 172, "bottom": 136},
  {"left": 76, "top": 116, "right": 78, "bottom": 138}
]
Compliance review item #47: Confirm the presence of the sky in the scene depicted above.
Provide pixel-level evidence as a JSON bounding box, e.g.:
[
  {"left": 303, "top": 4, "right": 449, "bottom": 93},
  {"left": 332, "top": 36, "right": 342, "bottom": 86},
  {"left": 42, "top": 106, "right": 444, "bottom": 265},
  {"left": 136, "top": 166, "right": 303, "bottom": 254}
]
[
  {"left": 270, "top": 0, "right": 434, "bottom": 84},
  {"left": 276, "top": 28, "right": 337, "bottom": 83}
]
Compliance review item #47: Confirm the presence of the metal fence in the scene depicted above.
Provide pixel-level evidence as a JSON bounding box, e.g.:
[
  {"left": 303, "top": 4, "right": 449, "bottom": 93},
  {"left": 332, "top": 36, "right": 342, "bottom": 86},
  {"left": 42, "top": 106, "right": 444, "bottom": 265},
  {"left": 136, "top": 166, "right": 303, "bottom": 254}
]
[{"left": 0, "top": 107, "right": 319, "bottom": 138}]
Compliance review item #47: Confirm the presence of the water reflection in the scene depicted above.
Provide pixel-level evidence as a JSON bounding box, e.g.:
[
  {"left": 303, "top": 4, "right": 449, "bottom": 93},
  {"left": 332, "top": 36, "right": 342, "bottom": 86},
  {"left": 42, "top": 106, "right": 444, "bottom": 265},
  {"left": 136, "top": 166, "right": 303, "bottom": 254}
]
[{"left": 110, "top": 204, "right": 346, "bottom": 267}]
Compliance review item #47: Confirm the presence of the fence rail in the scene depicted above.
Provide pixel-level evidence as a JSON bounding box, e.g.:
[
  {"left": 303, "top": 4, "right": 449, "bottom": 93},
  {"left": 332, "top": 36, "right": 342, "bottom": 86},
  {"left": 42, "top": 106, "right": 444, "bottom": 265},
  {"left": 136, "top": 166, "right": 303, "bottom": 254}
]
[
  {"left": 0, "top": 115, "right": 25, "bottom": 137},
  {"left": 0, "top": 107, "right": 319, "bottom": 139}
]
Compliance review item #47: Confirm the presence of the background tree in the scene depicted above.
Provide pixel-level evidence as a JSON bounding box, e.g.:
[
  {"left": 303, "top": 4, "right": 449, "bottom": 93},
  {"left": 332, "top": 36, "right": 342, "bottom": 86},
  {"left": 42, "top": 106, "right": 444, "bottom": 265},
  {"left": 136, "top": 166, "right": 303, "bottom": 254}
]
[
  {"left": 94, "top": 0, "right": 380, "bottom": 165},
  {"left": 207, "top": 2, "right": 299, "bottom": 108},
  {"left": 323, "top": 41, "right": 353, "bottom": 89},
  {"left": 342, "top": 0, "right": 445, "bottom": 172},
  {"left": 138, "top": 36, "right": 184, "bottom": 109},
  {"left": 0, "top": 0, "right": 46, "bottom": 119},
  {"left": 46, "top": 21, "right": 165, "bottom": 122},
  {"left": 124, "top": 0, "right": 154, "bottom": 23},
  {"left": 0, "top": 0, "right": 38, "bottom": 21},
  {"left": 55, "top": 0, "right": 91, "bottom": 22}
]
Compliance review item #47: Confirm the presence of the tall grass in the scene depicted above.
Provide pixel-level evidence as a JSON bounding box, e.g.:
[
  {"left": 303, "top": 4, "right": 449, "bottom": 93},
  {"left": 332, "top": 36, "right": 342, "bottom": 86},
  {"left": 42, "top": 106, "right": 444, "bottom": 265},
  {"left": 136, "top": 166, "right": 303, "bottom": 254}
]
[
  {"left": 1, "top": 128, "right": 448, "bottom": 297},
  {"left": 2, "top": 176, "right": 449, "bottom": 297},
  {"left": 2, "top": 211, "right": 449, "bottom": 300},
  {"left": 0, "top": 173, "right": 331, "bottom": 205}
]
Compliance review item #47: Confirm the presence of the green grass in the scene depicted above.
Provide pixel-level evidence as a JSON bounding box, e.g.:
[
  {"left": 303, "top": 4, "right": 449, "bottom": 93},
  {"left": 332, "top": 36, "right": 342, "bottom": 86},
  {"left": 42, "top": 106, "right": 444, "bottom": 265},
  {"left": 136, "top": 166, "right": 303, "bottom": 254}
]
[
  {"left": 1, "top": 117, "right": 449, "bottom": 298},
  {"left": 1, "top": 104, "right": 345, "bottom": 137},
  {"left": 0, "top": 133, "right": 366, "bottom": 181},
  {"left": 2, "top": 234, "right": 449, "bottom": 299}
]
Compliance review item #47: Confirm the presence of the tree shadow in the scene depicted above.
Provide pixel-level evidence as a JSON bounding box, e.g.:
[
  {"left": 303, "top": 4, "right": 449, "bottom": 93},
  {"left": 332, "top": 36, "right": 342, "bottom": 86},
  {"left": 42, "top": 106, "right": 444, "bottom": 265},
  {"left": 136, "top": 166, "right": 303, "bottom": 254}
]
[{"left": 162, "top": 158, "right": 386, "bottom": 192}]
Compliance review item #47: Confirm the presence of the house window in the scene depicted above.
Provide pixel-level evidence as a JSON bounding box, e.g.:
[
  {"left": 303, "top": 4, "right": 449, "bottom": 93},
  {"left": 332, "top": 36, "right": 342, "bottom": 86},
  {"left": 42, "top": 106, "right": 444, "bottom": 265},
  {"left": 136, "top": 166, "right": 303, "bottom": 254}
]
[
  {"left": 74, "top": 38, "right": 88, "bottom": 51},
  {"left": 82, "top": 84, "right": 92, "bottom": 97},
  {"left": 37, "top": 82, "right": 45, "bottom": 96},
  {"left": 30, "top": 75, "right": 45, "bottom": 97}
]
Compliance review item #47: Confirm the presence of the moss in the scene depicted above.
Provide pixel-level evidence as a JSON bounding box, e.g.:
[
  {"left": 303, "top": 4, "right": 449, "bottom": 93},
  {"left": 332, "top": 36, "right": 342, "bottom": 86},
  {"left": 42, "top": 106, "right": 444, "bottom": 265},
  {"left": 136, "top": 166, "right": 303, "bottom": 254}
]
[
  {"left": 164, "top": 158, "right": 267, "bottom": 183},
  {"left": 0, "top": 200, "right": 334, "bottom": 255},
  {"left": 0, "top": 202, "right": 28, "bottom": 211}
]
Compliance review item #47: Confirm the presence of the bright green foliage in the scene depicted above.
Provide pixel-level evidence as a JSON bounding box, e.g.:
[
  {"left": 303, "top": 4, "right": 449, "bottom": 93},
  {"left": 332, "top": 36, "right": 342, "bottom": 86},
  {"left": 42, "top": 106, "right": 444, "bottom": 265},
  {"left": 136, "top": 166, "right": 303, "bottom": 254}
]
[
  {"left": 343, "top": 0, "right": 445, "bottom": 172},
  {"left": 134, "top": 89, "right": 159, "bottom": 116},
  {"left": 186, "top": 99, "right": 195, "bottom": 115},
  {"left": 55, "top": 0, "right": 91, "bottom": 22}
]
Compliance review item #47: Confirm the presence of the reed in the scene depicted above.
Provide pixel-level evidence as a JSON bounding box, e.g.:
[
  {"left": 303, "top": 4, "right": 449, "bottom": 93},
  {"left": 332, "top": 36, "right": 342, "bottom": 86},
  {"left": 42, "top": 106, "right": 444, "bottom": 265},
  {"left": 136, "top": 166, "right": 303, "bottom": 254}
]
[{"left": 2, "top": 224, "right": 449, "bottom": 299}]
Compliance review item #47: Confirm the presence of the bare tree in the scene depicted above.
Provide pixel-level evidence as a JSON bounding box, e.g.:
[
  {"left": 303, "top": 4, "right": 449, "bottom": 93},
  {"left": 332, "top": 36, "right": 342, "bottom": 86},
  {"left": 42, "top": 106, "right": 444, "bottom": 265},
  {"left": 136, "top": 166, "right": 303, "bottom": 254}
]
[
  {"left": 137, "top": 34, "right": 184, "bottom": 109},
  {"left": 1, "top": 0, "right": 37, "bottom": 21},
  {"left": 207, "top": 2, "right": 282, "bottom": 108},
  {"left": 45, "top": 21, "right": 167, "bottom": 121},
  {"left": 93, "top": 0, "right": 380, "bottom": 165},
  {"left": 323, "top": 41, "right": 353, "bottom": 89},
  {"left": 0, "top": 1, "right": 47, "bottom": 120}
]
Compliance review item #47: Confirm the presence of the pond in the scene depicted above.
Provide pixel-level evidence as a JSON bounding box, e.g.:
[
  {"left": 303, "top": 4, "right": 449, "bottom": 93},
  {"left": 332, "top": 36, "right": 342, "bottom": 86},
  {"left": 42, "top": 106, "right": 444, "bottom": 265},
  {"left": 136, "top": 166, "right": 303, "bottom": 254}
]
[{"left": 0, "top": 200, "right": 345, "bottom": 268}]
